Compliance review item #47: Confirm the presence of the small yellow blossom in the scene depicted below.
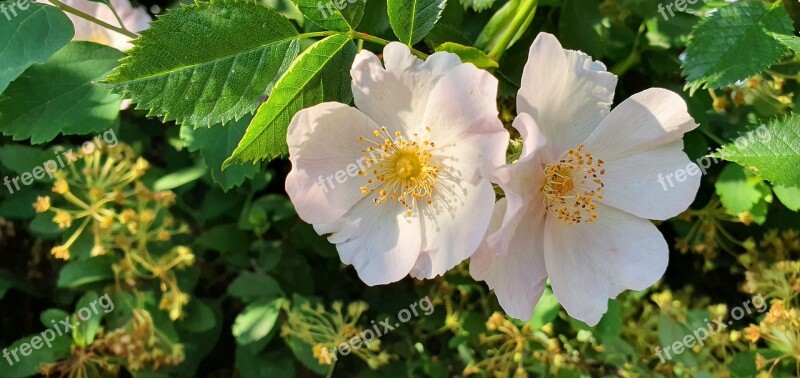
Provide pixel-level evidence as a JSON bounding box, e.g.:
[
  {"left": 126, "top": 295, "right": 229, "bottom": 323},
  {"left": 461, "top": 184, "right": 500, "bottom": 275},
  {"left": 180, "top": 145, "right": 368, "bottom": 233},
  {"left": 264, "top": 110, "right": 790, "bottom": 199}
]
[{"left": 33, "top": 196, "right": 51, "bottom": 213}]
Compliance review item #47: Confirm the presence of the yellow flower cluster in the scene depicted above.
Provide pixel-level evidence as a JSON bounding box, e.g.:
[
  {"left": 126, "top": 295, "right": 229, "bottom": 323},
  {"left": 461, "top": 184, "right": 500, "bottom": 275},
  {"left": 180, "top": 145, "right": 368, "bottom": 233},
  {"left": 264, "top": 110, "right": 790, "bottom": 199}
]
[{"left": 33, "top": 144, "right": 194, "bottom": 320}]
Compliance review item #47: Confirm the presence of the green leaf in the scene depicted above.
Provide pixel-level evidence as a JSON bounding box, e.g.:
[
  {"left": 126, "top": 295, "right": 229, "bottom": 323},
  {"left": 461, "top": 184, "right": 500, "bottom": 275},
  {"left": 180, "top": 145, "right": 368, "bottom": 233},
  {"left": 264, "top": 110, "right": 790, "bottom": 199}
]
[
  {"left": 102, "top": 0, "right": 301, "bottom": 127},
  {"left": 0, "top": 41, "right": 123, "bottom": 144},
  {"left": 716, "top": 115, "right": 800, "bottom": 187},
  {"left": 528, "top": 286, "right": 560, "bottom": 330},
  {"left": 232, "top": 297, "right": 284, "bottom": 345},
  {"left": 434, "top": 42, "right": 498, "bottom": 68},
  {"left": 0, "top": 2, "right": 74, "bottom": 94},
  {"left": 774, "top": 184, "right": 800, "bottom": 211},
  {"left": 557, "top": 0, "right": 608, "bottom": 58},
  {"left": 0, "top": 270, "right": 18, "bottom": 300},
  {"left": 183, "top": 117, "right": 260, "bottom": 192},
  {"left": 224, "top": 34, "right": 356, "bottom": 166},
  {"left": 73, "top": 291, "right": 103, "bottom": 347},
  {"left": 772, "top": 32, "right": 800, "bottom": 54},
  {"left": 0, "top": 333, "right": 71, "bottom": 378},
  {"left": 236, "top": 349, "right": 296, "bottom": 378},
  {"left": 715, "top": 164, "right": 765, "bottom": 215},
  {"left": 153, "top": 164, "right": 207, "bottom": 191},
  {"left": 292, "top": 0, "right": 366, "bottom": 31},
  {"left": 229, "top": 272, "right": 284, "bottom": 304},
  {"left": 196, "top": 224, "right": 250, "bottom": 253},
  {"left": 56, "top": 255, "right": 116, "bottom": 289},
  {"left": 387, "top": 0, "right": 447, "bottom": 45},
  {"left": 474, "top": 0, "right": 534, "bottom": 53},
  {"left": 459, "top": 0, "right": 496, "bottom": 12},
  {"left": 718, "top": 168, "right": 771, "bottom": 226},
  {"left": 0, "top": 145, "right": 53, "bottom": 175},
  {"left": 683, "top": 2, "right": 793, "bottom": 94},
  {"left": 180, "top": 299, "right": 217, "bottom": 333}
]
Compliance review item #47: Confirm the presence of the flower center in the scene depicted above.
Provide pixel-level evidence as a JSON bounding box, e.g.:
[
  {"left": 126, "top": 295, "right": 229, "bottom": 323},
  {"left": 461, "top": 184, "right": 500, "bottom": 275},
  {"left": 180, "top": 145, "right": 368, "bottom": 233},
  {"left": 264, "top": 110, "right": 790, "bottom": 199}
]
[
  {"left": 358, "top": 127, "right": 440, "bottom": 216},
  {"left": 542, "top": 144, "right": 605, "bottom": 226}
]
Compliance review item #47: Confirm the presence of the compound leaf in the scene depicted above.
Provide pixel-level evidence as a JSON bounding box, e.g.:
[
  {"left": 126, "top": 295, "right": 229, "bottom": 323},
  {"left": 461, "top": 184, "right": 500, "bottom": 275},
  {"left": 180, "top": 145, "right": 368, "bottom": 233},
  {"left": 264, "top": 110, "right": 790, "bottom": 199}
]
[{"left": 103, "top": 0, "right": 301, "bottom": 128}]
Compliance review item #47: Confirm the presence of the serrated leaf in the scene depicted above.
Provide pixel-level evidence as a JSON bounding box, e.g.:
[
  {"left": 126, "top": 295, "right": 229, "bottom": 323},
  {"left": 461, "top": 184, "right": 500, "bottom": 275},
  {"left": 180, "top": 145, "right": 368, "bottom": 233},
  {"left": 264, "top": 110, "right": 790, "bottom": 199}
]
[
  {"left": 772, "top": 32, "right": 800, "bottom": 54},
  {"left": 103, "top": 0, "right": 301, "bottom": 127},
  {"left": 459, "top": 0, "right": 495, "bottom": 12},
  {"left": 716, "top": 114, "right": 800, "bottom": 187},
  {"left": 683, "top": 2, "right": 792, "bottom": 94},
  {"left": 292, "top": 0, "right": 366, "bottom": 31},
  {"left": 388, "top": 0, "right": 447, "bottom": 45},
  {"left": 0, "top": 41, "right": 122, "bottom": 144},
  {"left": 224, "top": 34, "right": 356, "bottom": 166},
  {"left": 0, "top": 2, "right": 74, "bottom": 94},
  {"left": 434, "top": 42, "right": 497, "bottom": 68},
  {"left": 183, "top": 116, "right": 260, "bottom": 191}
]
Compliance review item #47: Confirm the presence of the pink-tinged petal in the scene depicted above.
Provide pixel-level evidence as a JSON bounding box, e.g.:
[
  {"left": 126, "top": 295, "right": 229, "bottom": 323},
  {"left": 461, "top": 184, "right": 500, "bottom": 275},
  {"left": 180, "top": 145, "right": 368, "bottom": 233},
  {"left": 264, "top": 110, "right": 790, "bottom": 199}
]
[
  {"left": 470, "top": 198, "right": 548, "bottom": 320},
  {"left": 350, "top": 43, "right": 462, "bottom": 132},
  {"left": 422, "top": 64, "right": 508, "bottom": 171},
  {"left": 486, "top": 113, "right": 547, "bottom": 254},
  {"left": 286, "top": 102, "right": 377, "bottom": 225},
  {"left": 518, "top": 33, "right": 617, "bottom": 156},
  {"left": 583, "top": 88, "right": 698, "bottom": 161},
  {"left": 543, "top": 203, "right": 668, "bottom": 326},
  {"left": 598, "top": 141, "right": 701, "bottom": 220},
  {"left": 314, "top": 198, "right": 421, "bottom": 285},
  {"left": 410, "top": 178, "right": 496, "bottom": 279}
]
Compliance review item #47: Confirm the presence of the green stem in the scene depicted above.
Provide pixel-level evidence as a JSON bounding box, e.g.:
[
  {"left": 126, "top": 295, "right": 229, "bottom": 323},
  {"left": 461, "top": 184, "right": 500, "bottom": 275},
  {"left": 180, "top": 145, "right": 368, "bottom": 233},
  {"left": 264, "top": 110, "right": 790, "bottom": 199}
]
[
  {"left": 350, "top": 31, "right": 428, "bottom": 59},
  {"left": 611, "top": 22, "right": 645, "bottom": 76},
  {"left": 325, "top": 361, "right": 336, "bottom": 378},
  {"left": 488, "top": 0, "right": 537, "bottom": 60},
  {"left": 48, "top": 0, "right": 138, "bottom": 39},
  {"left": 297, "top": 31, "right": 340, "bottom": 40},
  {"left": 699, "top": 125, "right": 727, "bottom": 146}
]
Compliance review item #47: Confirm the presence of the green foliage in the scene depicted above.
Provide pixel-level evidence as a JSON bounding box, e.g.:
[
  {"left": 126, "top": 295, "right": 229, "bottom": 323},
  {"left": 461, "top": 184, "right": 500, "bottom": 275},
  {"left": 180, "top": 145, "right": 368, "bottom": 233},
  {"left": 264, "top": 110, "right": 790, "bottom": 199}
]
[
  {"left": 4, "top": 0, "right": 800, "bottom": 377},
  {"left": 225, "top": 34, "right": 356, "bottom": 165},
  {"left": 0, "top": 3, "right": 74, "bottom": 94},
  {"left": 387, "top": 0, "right": 447, "bottom": 45},
  {"left": 232, "top": 297, "right": 283, "bottom": 345},
  {"left": 103, "top": 0, "right": 301, "bottom": 127},
  {"left": 182, "top": 117, "right": 261, "bottom": 192},
  {"left": 717, "top": 114, "right": 800, "bottom": 187},
  {"left": 474, "top": 0, "right": 535, "bottom": 55},
  {"left": 715, "top": 164, "right": 770, "bottom": 223},
  {"left": 558, "top": 0, "right": 607, "bottom": 58},
  {"left": 434, "top": 42, "right": 498, "bottom": 68},
  {"left": 683, "top": 2, "right": 793, "bottom": 94},
  {"left": 0, "top": 42, "right": 122, "bottom": 144}
]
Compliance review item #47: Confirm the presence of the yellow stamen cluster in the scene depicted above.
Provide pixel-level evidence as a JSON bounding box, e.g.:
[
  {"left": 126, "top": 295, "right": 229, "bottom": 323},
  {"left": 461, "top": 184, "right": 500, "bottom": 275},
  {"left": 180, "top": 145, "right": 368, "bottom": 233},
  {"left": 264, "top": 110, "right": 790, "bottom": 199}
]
[
  {"left": 358, "top": 127, "right": 440, "bottom": 216},
  {"left": 542, "top": 145, "right": 605, "bottom": 226}
]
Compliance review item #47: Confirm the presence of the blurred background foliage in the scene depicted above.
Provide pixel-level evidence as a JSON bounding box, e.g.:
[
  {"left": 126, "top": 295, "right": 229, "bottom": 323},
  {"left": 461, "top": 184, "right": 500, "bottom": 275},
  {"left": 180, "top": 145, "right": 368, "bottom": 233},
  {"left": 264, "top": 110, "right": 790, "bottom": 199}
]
[{"left": 1, "top": 0, "right": 800, "bottom": 376}]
